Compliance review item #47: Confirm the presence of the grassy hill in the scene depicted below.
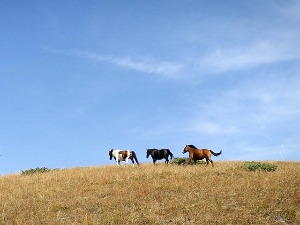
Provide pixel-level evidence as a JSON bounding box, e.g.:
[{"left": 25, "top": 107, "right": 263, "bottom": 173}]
[{"left": 0, "top": 161, "right": 299, "bottom": 224}]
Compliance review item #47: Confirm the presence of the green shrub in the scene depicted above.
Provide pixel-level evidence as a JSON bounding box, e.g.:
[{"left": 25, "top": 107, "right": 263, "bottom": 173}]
[
  {"left": 171, "top": 157, "right": 206, "bottom": 165},
  {"left": 241, "top": 161, "right": 277, "bottom": 172},
  {"left": 21, "top": 167, "right": 56, "bottom": 175}
]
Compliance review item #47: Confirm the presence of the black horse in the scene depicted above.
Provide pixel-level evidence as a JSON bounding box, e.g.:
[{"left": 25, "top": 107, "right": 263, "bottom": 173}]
[{"left": 146, "top": 148, "right": 173, "bottom": 164}]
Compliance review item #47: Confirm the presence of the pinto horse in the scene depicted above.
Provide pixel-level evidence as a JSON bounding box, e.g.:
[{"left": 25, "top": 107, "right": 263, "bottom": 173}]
[
  {"left": 109, "top": 149, "right": 140, "bottom": 166},
  {"left": 182, "top": 145, "right": 222, "bottom": 167},
  {"left": 146, "top": 148, "right": 173, "bottom": 164}
]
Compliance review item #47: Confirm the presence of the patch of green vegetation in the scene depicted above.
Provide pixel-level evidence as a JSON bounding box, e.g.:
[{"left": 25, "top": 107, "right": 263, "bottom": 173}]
[
  {"left": 21, "top": 167, "right": 58, "bottom": 175},
  {"left": 170, "top": 157, "right": 206, "bottom": 165},
  {"left": 241, "top": 161, "right": 277, "bottom": 172}
]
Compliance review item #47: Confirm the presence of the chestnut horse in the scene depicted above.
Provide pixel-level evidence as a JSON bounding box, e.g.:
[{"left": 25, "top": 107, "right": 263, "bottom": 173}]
[{"left": 182, "top": 145, "right": 222, "bottom": 167}]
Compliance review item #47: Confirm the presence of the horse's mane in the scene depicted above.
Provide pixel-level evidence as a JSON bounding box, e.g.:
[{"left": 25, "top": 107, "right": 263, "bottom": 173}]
[{"left": 187, "top": 144, "right": 198, "bottom": 149}]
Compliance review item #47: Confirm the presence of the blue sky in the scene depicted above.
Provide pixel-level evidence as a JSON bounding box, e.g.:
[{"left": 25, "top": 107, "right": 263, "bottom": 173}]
[{"left": 1, "top": 0, "right": 300, "bottom": 174}]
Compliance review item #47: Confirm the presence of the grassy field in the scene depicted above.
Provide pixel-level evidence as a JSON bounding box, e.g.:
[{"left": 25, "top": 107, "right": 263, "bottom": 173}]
[{"left": 0, "top": 161, "right": 299, "bottom": 224}]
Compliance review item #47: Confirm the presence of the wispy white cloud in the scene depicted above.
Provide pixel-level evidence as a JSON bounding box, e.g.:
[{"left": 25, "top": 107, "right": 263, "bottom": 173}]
[
  {"left": 51, "top": 48, "right": 184, "bottom": 77},
  {"left": 185, "top": 75, "right": 300, "bottom": 137},
  {"left": 108, "top": 56, "right": 183, "bottom": 76},
  {"left": 198, "top": 41, "right": 299, "bottom": 73},
  {"left": 48, "top": 32, "right": 299, "bottom": 79}
]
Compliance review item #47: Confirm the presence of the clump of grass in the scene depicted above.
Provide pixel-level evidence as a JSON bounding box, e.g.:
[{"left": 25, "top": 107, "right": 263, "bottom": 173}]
[
  {"left": 170, "top": 157, "right": 206, "bottom": 165},
  {"left": 21, "top": 167, "right": 57, "bottom": 175},
  {"left": 241, "top": 161, "right": 277, "bottom": 172}
]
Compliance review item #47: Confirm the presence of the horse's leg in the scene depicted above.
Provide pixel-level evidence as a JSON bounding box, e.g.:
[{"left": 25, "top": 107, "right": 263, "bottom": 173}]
[
  {"left": 189, "top": 155, "right": 194, "bottom": 164},
  {"left": 165, "top": 157, "right": 169, "bottom": 164},
  {"left": 153, "top": 159, "right": 157, "bottom": 165},
  {"left": 116, "top": 160, "right": 120, "bottom": 166},
  {"left": 130, "top": 158, "right": 135, "bottom": 167},
  {"left": 205, "top": 158, "right": 209, "bottom": 166},
  {"left": 205, "top": 155, "right": 214, "bottom": 167}
]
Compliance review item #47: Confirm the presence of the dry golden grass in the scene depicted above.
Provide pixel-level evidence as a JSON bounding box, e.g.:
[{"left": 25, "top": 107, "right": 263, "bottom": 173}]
[{"left": 0, "top": 161, "right": 300, "bottom": 224}]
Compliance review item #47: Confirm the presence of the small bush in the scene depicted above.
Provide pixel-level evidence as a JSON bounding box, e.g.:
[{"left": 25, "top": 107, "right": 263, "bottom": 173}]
[
  {"left": 171, "top": 157, "right": 206, "bottom": 165},
  {"left": 21, "top": 167, "right": 56, "bottom": 175},
  {"left": 241, "top": 161, "right": 277, "bottom": 172}
]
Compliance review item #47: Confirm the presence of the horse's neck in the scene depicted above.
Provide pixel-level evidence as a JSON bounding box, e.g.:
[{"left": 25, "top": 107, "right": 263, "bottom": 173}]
[
  {"left": 188, "top": 149, "right": 196, "bottom": 156},
  {"left": 113, "top": 151, "right": 124, "bottom": 161},
  {"left": 190, "top": 148, "right": 199, "bottom": 153}
]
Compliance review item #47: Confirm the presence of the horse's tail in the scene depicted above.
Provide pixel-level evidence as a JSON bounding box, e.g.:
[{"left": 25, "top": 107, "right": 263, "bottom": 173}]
[
  {"left": 210, "top": 149, "right": 222, "bottom": 157},
  {"left": 167, "top": 149, "right": 173, "bottom": 159},
  {"left": 131, "top": 151, "right": 140, "bottom": 165}
]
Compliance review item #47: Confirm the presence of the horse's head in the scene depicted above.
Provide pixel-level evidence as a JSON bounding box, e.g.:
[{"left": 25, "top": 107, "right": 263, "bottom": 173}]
[
  {"left": 109, "top": 149, "right": 113, "bottom": 160},
  {"left": 182, "top": 145, "right": 189, "bottom": 154},
  {"left": 146, "top": 149, "right": 151, "bottom": 158}
]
